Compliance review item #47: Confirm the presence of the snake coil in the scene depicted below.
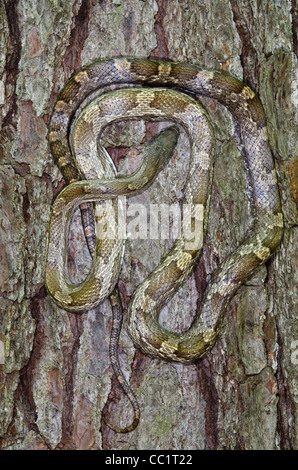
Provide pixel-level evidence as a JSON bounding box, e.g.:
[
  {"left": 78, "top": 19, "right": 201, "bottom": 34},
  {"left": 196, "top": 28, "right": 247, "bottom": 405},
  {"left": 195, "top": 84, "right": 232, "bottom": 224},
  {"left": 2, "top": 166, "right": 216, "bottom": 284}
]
[{"left": 46, "top": 57, "right": 283, "bottom": 432}]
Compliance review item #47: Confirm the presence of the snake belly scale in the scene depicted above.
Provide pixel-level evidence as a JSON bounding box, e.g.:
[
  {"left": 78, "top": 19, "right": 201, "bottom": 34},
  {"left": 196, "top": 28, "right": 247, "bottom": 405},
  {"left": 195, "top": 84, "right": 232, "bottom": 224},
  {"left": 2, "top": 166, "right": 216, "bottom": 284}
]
[{"left": 46, "top": 57, "right": 283, "bottom": 432}]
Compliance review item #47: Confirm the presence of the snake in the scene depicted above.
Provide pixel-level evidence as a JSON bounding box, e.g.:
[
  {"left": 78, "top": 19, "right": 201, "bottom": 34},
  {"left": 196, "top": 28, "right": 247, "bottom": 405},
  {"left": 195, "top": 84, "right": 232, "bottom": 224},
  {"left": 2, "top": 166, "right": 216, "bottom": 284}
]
[{"left": 46, "top": 57, "right": 284, "bottom": 433}]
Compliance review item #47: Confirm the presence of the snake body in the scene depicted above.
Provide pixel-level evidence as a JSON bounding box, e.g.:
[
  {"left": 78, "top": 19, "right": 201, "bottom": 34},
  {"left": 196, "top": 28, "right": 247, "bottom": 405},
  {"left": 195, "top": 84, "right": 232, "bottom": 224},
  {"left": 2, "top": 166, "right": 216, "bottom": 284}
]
[{"left": 46, "top": 57, "right": 283, "bottom": 431}]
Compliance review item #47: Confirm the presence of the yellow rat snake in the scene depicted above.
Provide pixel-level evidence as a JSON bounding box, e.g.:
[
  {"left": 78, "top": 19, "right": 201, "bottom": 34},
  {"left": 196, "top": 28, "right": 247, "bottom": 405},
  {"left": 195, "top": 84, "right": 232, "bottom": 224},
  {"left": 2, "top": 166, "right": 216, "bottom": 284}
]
[{"left": 46, "top": 57, "right": 283, "bottom": 433}]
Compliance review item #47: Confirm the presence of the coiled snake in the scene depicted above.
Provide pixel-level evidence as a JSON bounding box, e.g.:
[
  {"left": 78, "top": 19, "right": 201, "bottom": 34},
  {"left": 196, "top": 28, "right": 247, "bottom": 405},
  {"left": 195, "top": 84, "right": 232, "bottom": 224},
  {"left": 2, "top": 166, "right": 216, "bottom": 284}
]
[{"left": 46, "top": 57, "right": 283, "bottom": 433}]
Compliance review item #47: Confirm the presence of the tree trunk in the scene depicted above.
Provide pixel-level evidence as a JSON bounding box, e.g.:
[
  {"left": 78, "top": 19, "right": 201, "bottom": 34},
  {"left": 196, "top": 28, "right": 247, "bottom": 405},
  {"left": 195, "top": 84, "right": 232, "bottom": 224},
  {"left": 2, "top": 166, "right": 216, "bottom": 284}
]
[{"left": 0, "top": 0, "right": 297, "bottom": 450}]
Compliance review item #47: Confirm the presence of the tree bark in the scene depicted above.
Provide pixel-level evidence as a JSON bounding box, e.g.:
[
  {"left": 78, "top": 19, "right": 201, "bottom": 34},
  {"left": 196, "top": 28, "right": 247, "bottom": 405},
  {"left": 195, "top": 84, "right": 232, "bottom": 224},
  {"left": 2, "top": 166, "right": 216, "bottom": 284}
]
[{"left": 0, "top": 0, "right": 297, "bottom": 450}]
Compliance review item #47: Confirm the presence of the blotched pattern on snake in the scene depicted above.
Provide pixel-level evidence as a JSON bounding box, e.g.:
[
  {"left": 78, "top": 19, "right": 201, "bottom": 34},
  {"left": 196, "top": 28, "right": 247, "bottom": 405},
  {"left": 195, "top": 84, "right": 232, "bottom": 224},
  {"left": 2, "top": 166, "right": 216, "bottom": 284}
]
[{"left": 46, "top": 58, "right": 283, "bottom": 433}]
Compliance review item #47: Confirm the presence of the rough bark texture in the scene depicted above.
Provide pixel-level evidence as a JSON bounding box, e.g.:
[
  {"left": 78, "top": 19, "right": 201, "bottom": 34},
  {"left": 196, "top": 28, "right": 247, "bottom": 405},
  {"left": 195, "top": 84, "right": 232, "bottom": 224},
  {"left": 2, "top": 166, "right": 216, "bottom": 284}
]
[{"left": 0, "top": 0, "right": 297, "bottom": 450}]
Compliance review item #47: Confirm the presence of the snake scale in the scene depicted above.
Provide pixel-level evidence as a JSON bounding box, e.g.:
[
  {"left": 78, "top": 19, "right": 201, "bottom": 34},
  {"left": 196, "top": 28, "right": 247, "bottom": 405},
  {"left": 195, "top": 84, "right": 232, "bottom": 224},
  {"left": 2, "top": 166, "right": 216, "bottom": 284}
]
[{"left": 46, "top": 57, "right": 283, "bottom": 433}]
